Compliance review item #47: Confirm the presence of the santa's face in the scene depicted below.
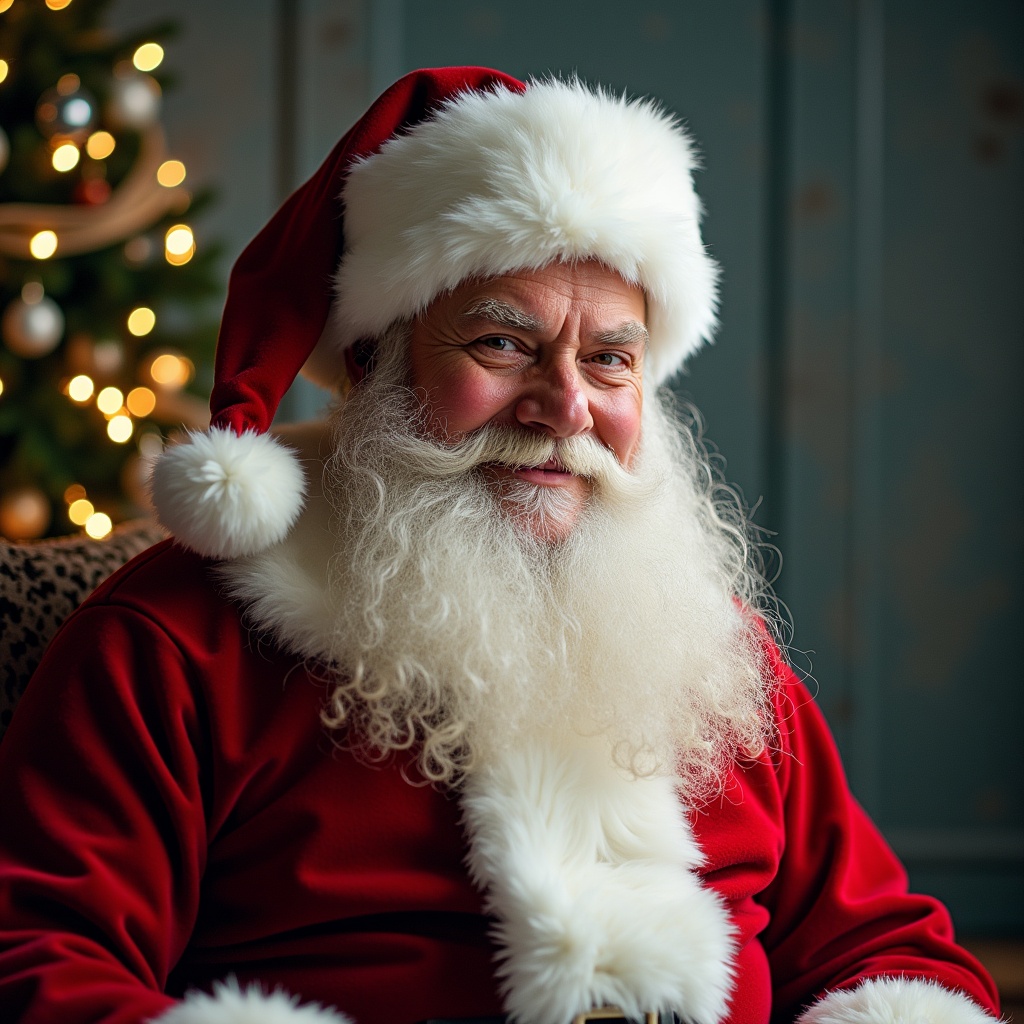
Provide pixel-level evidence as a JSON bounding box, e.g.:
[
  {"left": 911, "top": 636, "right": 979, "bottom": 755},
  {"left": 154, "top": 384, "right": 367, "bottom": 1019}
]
[{"left": 407, "top": 261, "right": 647, "bottom": 541}]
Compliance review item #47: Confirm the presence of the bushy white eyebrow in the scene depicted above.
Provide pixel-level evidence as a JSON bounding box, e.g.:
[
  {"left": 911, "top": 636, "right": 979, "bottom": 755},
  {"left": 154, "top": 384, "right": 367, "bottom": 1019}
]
[
  {"left": 595, "top": 321, "right": 649, "bottom": 348},
  {"left": 459, "top": 298, "right": 648, "bottom": 349},
  {"left": 458, "top": 298, "right": 545, "bottom": 332}
]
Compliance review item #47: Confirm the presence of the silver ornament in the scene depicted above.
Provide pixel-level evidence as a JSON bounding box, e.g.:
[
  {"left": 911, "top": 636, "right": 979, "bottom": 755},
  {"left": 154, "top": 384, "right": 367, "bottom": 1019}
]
[
  {"left": 2, "top": 294, "right": 65, "bottom": 358},
  {"left": 106, "top": 73, "right": 162, "bottom": 130},
  {"left": 35, "top": 84, "right": 99, "bottom": 141},
  {"left": 0, "top": 125, "right": 9, "bottom": 174}
]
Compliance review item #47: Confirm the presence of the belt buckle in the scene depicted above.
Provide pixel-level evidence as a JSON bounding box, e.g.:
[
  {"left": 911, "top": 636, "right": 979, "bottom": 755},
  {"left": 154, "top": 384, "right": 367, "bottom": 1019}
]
[{"left": 571, "top": 1011, "right": 659, "bottom": 1024}]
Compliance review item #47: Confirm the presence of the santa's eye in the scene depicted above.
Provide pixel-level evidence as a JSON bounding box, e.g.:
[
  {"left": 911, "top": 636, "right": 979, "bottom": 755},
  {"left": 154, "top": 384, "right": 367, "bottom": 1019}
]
[
  {"left": 590, "top": 351, "right": 626, "bottom": 366},
  {"left": 478, "top": 336, "right": 517, "bottom": 352}
]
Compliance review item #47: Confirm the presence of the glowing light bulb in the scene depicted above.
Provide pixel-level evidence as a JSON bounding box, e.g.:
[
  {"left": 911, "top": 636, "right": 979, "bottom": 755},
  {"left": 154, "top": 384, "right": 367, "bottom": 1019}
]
[
  {"left": 157, "top": 160, "right": 186, "bottom": 187},
  {"left": 46, "top": 0, "right": 74, "bottom": 10},
  {"left": 107, "top": 414, "right": 133, "bottom": 443},
  {"left": 149, "top": 353, "right": 192, "bottom": 388},
  {"left": 67, "top": 374, "right": 95, "bottom": 402},
  {"left": 64, "top": 483, "right": 87, "bottom": 504},
  {"left": 86, "top": 130, "right": 115, "bottom": 159},
  {"left": 85, "top": 511, "right": 113, "bottom": 539},
  {"left": 0, "top": 59, "right": 9, "bottom": 83},
  {"left": 127, "top": 306, "right": 155, "bottom": 336},
  {"left": 0, "top": 377, "right": 4, "bottom": 397},
  {"left": 29, "top": 230, "right": 58, "bottom": 259},
  {"left": 21, "top": 281, "right": 44, "bottom": 303},
  {"left": 126, "top": 386, "right": 156, "bottom": 417},
  {"left": 52, "top": 142, "right": 80, "bottom": 172},
  {"left": 0, "top": 2, "right": 12, "bottom": 17},
  {"left": 133, "top": 43, "right": 164, "bottom": 73},
  {"left": 96, "top": 386, "right": 124, "bottom": 415},
  {"left": 164, "top": 224, "right": 195, "bottom": 266},
  {"left": 68, "top": 498, "right": 94, "bottom": 525}
]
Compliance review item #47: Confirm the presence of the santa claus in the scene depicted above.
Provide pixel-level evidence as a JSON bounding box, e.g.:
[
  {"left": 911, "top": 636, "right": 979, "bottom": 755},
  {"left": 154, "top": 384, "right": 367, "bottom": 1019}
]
[{"left": 0, "top": 67, "right": 1001, "bottom": 1024}]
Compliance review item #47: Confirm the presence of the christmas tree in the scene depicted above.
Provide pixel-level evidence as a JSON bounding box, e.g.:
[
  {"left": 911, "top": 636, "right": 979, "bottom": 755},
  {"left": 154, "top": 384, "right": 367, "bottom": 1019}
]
[{"left": 0, "top": 0, "right": 220, "bottom": 541}]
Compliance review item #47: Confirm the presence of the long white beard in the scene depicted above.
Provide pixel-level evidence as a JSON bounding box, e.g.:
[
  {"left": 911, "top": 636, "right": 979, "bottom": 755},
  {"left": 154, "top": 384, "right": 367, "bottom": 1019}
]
[{"left": 318, "top": 329, "right": 773, "bottom": 803}]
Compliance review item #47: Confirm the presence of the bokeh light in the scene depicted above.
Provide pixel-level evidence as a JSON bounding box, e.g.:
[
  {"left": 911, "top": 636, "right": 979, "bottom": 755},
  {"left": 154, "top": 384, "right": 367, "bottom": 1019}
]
[
  {"left": 96, "top": 386, "right": 124, "bottom": 415},
  {"left": 126, "top": 386, "right": 157, "bottom": 417},
  {"left": 67, "top": 374, "right": 95, "bottom": 402},
  {"left": 86, "top": 130, "right": 115, "bottom": 159},
  {"left": 127, "top": 306, "right": 156, "bottom": 336},
  {"left": 52, "top": 142, "right": 80, "bottom": 172},
  {"left": 29, "top": 230, "right": 58, "bottom": 259},
  {"left": 85, "top": 511, "right": 113, "bottom": 539},
  {"left": 133, "top": 43, "right": 164, "bottom": 73}
]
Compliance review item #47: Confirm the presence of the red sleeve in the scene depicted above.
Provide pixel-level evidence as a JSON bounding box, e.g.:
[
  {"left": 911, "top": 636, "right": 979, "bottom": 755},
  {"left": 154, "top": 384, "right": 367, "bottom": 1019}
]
[
  {"left": 0, "top": 601, "right": 206, "bottom": 1023},
  {"left": 758, "top": 652, "right": 1000, "bottom": 1020}
]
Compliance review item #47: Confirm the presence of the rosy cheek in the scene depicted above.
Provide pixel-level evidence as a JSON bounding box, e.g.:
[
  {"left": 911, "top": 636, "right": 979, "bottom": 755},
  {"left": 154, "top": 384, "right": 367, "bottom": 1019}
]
[
  {"left": 421, "top": 370, "right": 511, "bottom": 438},
  {"left": 596, "top": 394, "right": 643, "bottom": 467}
]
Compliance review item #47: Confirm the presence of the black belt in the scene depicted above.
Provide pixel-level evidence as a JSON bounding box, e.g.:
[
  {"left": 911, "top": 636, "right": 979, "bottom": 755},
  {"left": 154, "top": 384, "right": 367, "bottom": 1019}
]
[{"left": 419, "top": 1013, "right": 679, "bottom": 1023}]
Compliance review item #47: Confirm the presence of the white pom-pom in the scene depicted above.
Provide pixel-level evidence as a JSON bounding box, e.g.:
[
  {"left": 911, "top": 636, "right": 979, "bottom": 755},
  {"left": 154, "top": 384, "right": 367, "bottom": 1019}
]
[
  {"left": 150, "top": 427, "right": 306, "bottom": 559},
  {"left": 149, "top": 976, "right": 353, "bottom": 1023}
]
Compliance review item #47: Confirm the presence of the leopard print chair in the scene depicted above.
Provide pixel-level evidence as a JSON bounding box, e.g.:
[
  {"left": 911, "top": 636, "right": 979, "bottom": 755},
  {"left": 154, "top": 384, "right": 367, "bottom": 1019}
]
[{"left": 0, "top": 519, "right": 166, "bottom": 742}]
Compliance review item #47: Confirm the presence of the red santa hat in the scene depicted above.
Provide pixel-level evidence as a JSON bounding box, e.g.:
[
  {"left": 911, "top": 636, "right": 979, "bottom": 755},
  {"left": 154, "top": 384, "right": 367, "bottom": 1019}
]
[{"left": 150, "top": 66, "right": 719, "bottom": 559}]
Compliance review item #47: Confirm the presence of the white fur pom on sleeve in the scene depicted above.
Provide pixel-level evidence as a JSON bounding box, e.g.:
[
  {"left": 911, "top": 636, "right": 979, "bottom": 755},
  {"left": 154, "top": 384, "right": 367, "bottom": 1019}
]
[
  {"left": 148, "top": 977, "right": 353, "bottom": 1024},
  {"left": 150, "top": 427, "right": 306, "bottom": 559},
  {"left": 797, "top": 976, "right": 1001, "bottom": 1024}
]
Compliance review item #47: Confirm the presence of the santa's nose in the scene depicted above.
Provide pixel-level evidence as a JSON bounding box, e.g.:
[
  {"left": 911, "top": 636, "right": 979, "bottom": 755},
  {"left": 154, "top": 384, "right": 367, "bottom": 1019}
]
[{"left": 514, "top": 359, "right": 593, "bottom": 438}]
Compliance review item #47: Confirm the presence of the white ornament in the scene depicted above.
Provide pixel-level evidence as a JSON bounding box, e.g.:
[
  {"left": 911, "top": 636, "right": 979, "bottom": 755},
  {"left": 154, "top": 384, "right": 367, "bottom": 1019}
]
[
  {"left": 2, "top": 294, "right": 65, "bottom": 358},
  {"left": 106, "top": 72, "right": 162, "bottom": 130}
]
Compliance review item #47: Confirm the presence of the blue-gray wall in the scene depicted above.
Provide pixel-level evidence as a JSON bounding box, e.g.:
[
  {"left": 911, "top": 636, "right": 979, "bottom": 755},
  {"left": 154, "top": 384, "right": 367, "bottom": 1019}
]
[{"left": 111, "top": 0, "right": 1023, "bottom": 935}]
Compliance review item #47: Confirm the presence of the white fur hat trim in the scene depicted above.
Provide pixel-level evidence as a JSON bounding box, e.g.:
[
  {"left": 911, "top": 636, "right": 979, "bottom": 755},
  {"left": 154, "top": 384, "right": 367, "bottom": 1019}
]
[
  {"left": 332, "top": 77, "right": 719, "bottom": 386},
  {"left": 149, "top": 427, "right": 306, "bottom": 559}
]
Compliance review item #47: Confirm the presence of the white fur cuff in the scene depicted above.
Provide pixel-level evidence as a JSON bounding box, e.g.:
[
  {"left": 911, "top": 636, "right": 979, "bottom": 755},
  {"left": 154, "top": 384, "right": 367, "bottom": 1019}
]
[
  {"left": 797, "top": 976, "right": 1000, "bottom": 1024},
  {"left": 148, "top": 977, "right": 353, "bottom": 1024}
]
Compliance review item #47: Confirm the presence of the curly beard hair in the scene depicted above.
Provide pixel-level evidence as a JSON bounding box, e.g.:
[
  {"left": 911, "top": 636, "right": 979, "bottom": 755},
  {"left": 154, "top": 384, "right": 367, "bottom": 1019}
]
[{"left": 319, "top": 322, "right": 778, "bottom": 803}]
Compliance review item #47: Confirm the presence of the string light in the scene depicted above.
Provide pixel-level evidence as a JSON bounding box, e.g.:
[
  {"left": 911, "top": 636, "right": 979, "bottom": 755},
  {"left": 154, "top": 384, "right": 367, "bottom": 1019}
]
[
  {"left": 0, "top": 376, "right": 4, "bottom": 397},
  {"left": 164, "top": 224, "right": 194, "bottom": 265},
  {"left": 149, "top": 352, "right": 192, "bottom": 389},
  {"left": 0, "top": 59, "right": 9, "bottom": 83},
  {"left": 85, "top": 511, "right": 113, "bottom": 539},
  {"left": 46, "top": 0, "right": 74, "bottom": 9},
  {"left": 68, "top": 498, "right": 94, "bottom": 525},
  {"left": 86, "top": 130, "right": 115, "bottom": 159},
  {"left": 126, "top": 386, "right": 156, "bottom": 417},
  {"left": 21, "top": 281, "right": 44, "bottom": 303},
  {"left": 66, "top": 374, "right": 95, "bottom": 402},
  {"left": 52, "top": 142, "right": 80, "bottom": 172},
  {"left": 127, "top": 306, "right": 155, "bottom": 336},
  {"left": 156, "top": 159, "right": 186, "bottom": 187},
  {"left": 132, "top": 43, "right": 164, "bottom": 73},
  {"left": 107, "top": 414, "right": 133, "bottom": 443},
  {"left": 63, "top": 483, "right": 87, "bottom": 504},
  {"left": 96, "top": 386, "right": 124, "bottom": 415},
  {"left": 0, "top": 1, "right": 12, "bottom": 16},
  {"left": 29, "top": 230, "right": 58, "bottom": 259}
]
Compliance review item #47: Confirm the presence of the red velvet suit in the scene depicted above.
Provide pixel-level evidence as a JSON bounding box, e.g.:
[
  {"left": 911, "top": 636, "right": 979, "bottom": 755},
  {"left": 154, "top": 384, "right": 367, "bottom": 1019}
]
[{"left": 0, "top": 542, "right": 999, "bottom": 1023}]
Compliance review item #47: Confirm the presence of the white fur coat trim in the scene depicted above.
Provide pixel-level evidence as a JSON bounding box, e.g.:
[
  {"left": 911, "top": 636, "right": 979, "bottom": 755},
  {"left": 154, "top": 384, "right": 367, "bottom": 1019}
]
[
  {"left": 319, "top": 77, "right": 719, "bottom": 388},
  {"left": 797, "top": 976, "right": 1000, "bottom": 1024},
  {"left": 148, "top": 977, "right": 352, "bottom": 1024},
  {"left": 461, "top": 736, "right": 736, "bottom": 1024}
]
